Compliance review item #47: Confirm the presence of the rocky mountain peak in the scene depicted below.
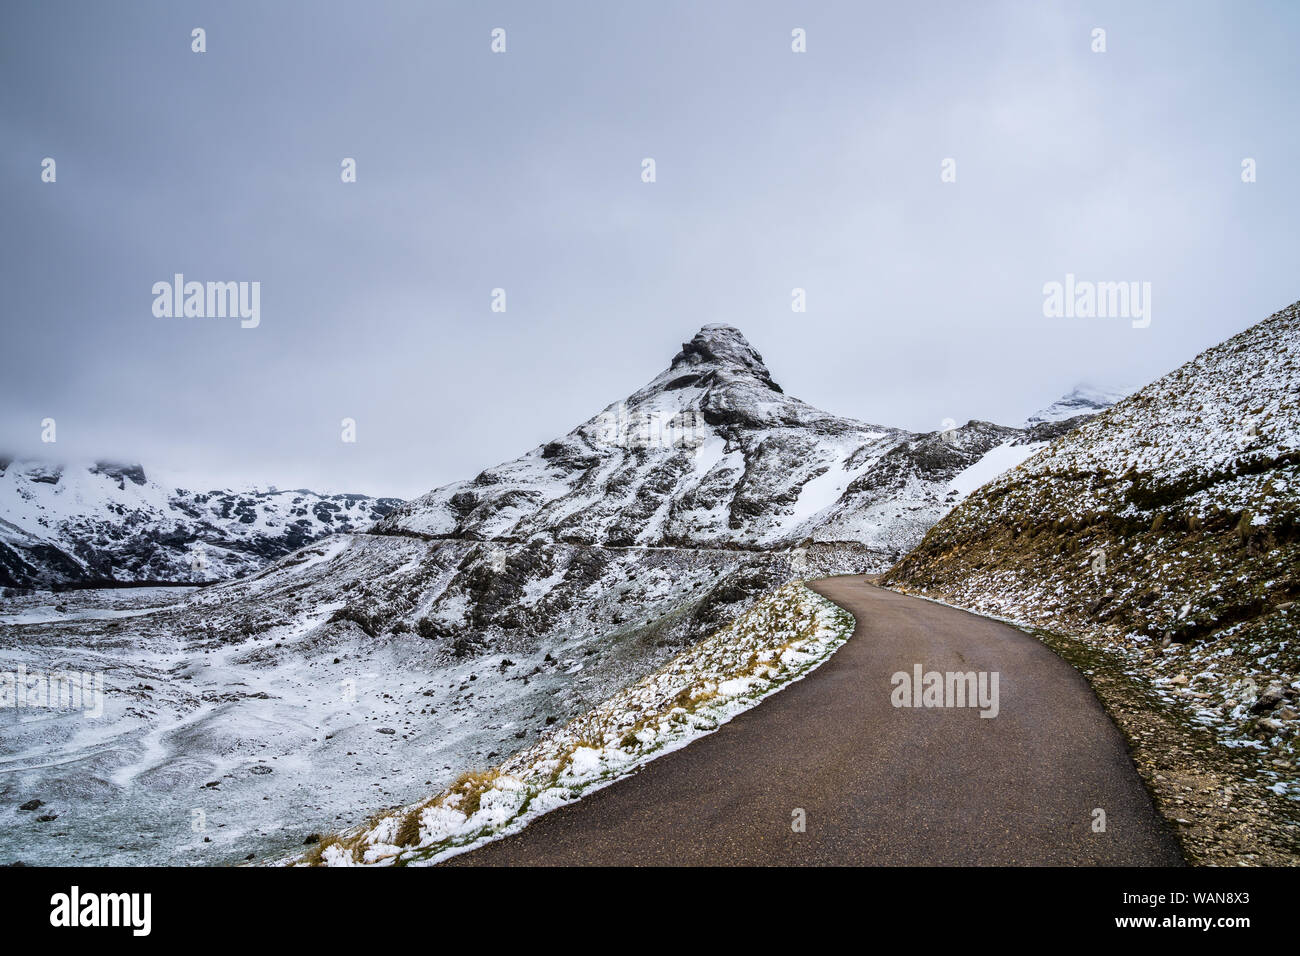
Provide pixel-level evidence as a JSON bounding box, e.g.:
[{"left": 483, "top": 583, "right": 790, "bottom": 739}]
[{"left": 667, "top": 325, "right": 780, "bottom": 392}]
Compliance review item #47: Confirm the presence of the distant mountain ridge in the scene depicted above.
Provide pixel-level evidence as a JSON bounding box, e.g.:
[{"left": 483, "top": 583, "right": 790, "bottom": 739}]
[
  {"left": 1025, "top": 383, "right": 1133, "bottom": 426},
  {"left": 0, "top": 458, "right": 402, "bottom": 588}
]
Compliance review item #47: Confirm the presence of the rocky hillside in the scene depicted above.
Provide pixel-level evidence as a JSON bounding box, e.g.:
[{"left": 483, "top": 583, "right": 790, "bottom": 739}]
[
  {"left": 886, "top": 300, "right": 1300, "bottom": 855},
  {"left": 0, "top": 459, "right": 402, "bottom": 588},
  {"left": 377, "top": 325, "right": 1107, "bottom": 567}
]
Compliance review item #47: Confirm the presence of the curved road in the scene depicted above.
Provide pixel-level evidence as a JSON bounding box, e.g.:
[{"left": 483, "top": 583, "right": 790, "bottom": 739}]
[{"left": 447, "top": 576, "right": 1183, "bottom": 866}]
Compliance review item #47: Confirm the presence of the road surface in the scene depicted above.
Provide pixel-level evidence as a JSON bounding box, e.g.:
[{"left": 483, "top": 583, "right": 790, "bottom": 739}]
[{"left": 446, "top": 576, "right": 1183, "bottom": 865}]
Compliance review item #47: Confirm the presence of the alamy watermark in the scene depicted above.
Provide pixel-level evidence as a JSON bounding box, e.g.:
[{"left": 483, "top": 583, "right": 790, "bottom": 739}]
[
  {"left": 592, "top": 403, "right": 706, "bottom": 451},
  {"left": 152, "top": 274, "right": 260, "bottom": 328},
  {"left": 1089, "top": 545, "right": 1107, "bottom": 580},
  {"left": 891, "top": 664, "right": 999, "bottom": 717},
  {"left": 1042, "top": 274, "right": 1150, "bottom": 328},
  {"left": 939, "top": 417, "right": 960, "bottom": 445},
  {"left": 2, "top": 664, "right": 104, "bottom": 718},
  {"left": 50, "top": 886, "right": 150, "bottom": 936}
]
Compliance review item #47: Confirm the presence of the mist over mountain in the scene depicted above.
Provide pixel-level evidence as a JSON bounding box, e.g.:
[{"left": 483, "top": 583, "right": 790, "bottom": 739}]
[{"left": 1025, "top": 384, "right": 1134, "bottom": 427}]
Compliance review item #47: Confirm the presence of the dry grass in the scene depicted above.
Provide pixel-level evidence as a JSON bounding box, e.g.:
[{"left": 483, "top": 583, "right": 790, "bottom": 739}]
[
  {"left": 298, "top": 834, "right": 349, "bottom": 866},
  {"left": 438, "top": 769, "right": 501, "bottom": 817}
]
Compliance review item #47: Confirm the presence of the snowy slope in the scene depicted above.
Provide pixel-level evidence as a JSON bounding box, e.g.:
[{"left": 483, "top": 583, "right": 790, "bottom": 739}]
[
  {"left": 0, "top": 532, "right": 865, "bottom": 866},
  {"left": 0, "top": 459, "right": 401, "bottom": 587}
]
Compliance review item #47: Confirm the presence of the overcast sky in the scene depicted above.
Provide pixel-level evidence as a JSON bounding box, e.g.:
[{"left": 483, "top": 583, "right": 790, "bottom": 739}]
[{"left": 2, "top": 1, "right": 1298, "bottom": 498}]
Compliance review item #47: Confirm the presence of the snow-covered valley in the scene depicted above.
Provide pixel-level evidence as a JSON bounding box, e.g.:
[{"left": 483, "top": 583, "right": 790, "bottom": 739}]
[{"left": 0, "top": 534, "right": 868, "bottom": 865}]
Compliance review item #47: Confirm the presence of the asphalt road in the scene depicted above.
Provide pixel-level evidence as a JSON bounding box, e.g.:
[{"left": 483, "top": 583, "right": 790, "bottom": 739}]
[{"left": 445, "top": 576, "right": 1184, "bottom": 866}]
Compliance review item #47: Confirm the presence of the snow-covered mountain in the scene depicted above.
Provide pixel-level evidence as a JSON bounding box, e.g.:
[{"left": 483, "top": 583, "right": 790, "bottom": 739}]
[
  {"left": 1025, "top": 383, "right": 1132, "bottom": 426},
  {"left": 378, "top": 324, "right": 1114, "bottom": 565},
  {"left": 1, "top": 327, "right": 1116, "bottom": 591},
  {"left": 0, "top": 459, "right": 402, "bottom": 588}
]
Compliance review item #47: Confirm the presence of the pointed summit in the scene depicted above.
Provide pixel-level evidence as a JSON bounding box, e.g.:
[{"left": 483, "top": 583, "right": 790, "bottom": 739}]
[{"left": 668, "top": 325, "right": 781, "bottom": 392}]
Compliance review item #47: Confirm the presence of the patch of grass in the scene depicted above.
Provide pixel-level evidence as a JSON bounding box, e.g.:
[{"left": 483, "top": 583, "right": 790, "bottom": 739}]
[
  {"left": 394, "top": 802, "right": 430, "bottom": 848},
  {"left": 298, "top": 834, "right": 347, "bottom": 866},
  {"left": 437, "top": 769, "right": 500, "bottom": 817}
]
